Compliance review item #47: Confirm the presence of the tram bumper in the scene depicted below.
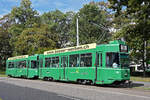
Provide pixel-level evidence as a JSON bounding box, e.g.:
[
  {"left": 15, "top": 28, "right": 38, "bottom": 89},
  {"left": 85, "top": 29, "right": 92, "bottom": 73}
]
[
  {"left": 111, "top": 69, "right": 130, "bottom": 84},
  {"left": 106, "top": 69, "right": 130, "bottom": 84},
  {"left": 96, "top": 68, "right": 130, "bottom": 85}
]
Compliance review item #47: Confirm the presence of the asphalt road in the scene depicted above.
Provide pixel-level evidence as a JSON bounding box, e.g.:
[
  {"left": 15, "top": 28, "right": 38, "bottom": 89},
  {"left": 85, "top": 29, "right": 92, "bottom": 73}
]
[
  {"left": 0, "top": 82, "right": 79, "bottom": 100},
  {"left": 0, "top": 77, "right": 150, "bottom": 100}
]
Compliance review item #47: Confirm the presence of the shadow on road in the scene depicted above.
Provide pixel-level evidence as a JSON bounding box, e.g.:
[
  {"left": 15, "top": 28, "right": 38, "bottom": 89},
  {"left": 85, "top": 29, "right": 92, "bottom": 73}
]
[
  {"left": 96, "top": 82, "right": 144, "bottom": 89},
  {"left": 52, "top": 80, "right": 145, "bottom": 89},
  {"left": 131, "top": 83, "right": 144, "bottom": 87}
]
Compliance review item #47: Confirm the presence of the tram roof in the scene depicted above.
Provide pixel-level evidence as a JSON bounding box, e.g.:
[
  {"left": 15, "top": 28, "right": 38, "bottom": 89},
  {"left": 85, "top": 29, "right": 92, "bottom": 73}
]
[
  {"left": 44, "top": 40, "right": 126, "bottom": 55},
  {"left": 7, "top": 55, "right": 29, "bottom": 60},
  {"left": 44, "top": 43, "right": 96, "bottom": 55}
]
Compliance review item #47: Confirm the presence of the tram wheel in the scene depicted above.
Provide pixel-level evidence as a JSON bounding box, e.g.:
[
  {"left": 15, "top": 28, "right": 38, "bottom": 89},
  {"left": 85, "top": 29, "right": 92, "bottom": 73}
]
[
  {"left": 43, "top": 77, "right": 48, "bottom": 81},
  {"left": 48, "top": 77, "right": 53, "bottom": 81}
]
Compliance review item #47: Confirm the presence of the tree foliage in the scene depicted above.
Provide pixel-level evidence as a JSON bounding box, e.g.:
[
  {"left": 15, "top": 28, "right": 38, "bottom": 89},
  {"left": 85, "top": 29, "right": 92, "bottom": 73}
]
[
  {"left": 41, "top": 10, "right": 75, "bottom": 48},
  {"left": 108, "top": 0, "right": 150, "bottom": 76},
  {"left": 70, "top": 3, "right": 111, "bottom": 45},
  {"left": 14, "top": 24, "right": 56, "bottom": 55},
  {"left": 0, "top": 0, "right": 112, "bottom": 68},
  {"left": 0, "top": 14, "right": 12, "bottom": 68},
  {"left": 10, "top": 0, "right": 39, "bottom": 27},
  {"left": 8, "top": 0, "right": 40, "bottom": 55}
]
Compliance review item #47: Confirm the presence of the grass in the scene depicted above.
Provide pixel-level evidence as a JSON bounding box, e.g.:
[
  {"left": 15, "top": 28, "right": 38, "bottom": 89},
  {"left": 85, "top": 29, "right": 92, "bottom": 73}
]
[
  {"left": 0, "top": 74, "right": 7, "bottom": 77},
  {"left": 0, "top": 69, "right": 5, "bottom": 74},
  {"left": 130, "top": 76, "right": 150, "bottom": 82},
  {"left": 0, "top": 68, "right": 6, "bottom": 77}
]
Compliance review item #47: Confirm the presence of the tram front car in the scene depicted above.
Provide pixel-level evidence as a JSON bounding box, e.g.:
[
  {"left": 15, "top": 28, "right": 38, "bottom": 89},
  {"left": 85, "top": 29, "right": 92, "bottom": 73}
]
[{"left": 102, "top": 40, "right": 130, "bottom": 85}]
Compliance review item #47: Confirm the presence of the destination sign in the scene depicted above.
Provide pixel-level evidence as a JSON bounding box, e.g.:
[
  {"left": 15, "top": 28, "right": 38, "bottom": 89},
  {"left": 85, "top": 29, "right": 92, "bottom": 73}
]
[
  {"left": 44, "top": 43, "right": 96, "bottom": 55},
  {"left": 8, "top": 55, "right": 29, "bottom": 60},
  {"left": 120, "top": 44, "right": 128, "bottom": 52}
]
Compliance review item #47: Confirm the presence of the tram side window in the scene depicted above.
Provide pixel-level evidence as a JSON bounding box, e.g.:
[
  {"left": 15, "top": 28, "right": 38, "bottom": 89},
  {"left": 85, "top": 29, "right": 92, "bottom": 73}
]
[
  {"left": 100, "top": 54, "right": 102, "bottom": 66},
  {"left": 40, "top": 59, "right": 43, "bottom": 68},
  {"left": 45, "top": 57, "right": 59, "bottom": 68},
  {"left": 16, "top": 62, "right": 19, "bottom": 68},
  {"left": 96, "top": 53, "right": 102, "bottom": 67},
  {"left": 45, "top": 58, "right": 51, "bottom": 67},
  {"left": 96, "top": 53, "right": 99, "bottom": 66},
  {"left": 8, "top": 62, "right": 14, "bottom": 68},
  {"left": 18, "top": 61, "right": 26, "bottom": 68},
  {"left": 22, "top": 61, "right": 26, "bottom": 68},
  {"left": 80, "top": 53, "right": 92, "bottom": 67},
  {"left": 31, "top": 61, "right": 37, "bottom": 68},
  {"left": 61, "top": 56, "right": 68, "bottom": 67},
  {"left": 69, "top": 54, "right": 79, "bottom": 67},
  {"left": 106, "top": 53, "right": 119, "bottom": 68},
  {"left": 51, "top": 57, "right": 59, "bottom": 68}
]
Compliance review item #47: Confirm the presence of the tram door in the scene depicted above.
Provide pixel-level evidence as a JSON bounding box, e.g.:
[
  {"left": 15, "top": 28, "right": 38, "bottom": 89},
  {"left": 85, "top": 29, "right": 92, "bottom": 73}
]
[
  {"left": 60, "top": 56, "right": 68, "bottom": 80},
  {"left": 39, "top": 58, "right": 43, "bottom": 78},
  {"left": 96, "top": 52, "right": 102, "bottom": 82}
]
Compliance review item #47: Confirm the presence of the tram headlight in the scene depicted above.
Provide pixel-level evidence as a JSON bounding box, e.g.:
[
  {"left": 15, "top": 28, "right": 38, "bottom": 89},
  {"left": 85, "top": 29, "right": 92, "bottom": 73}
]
[
  {"left": 116, "top": 71, "right": 119, "bottom": 74},
  {"left": 124, "top": 73, "right": 128, "bottom": 77}
]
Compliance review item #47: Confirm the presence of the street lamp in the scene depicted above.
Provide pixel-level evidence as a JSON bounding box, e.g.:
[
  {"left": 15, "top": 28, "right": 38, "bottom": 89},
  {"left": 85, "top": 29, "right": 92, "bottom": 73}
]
[{"left": 76, "top": 17, "right": 79, "bottom": 46}]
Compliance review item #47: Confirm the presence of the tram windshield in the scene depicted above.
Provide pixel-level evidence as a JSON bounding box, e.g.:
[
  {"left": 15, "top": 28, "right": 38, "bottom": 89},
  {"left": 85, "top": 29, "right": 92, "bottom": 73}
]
[
  {"left": 106, "top": 53, "right": 119, "bottom": 68},
  {"left": 106, "top": 53, "right": 129, "bottom": 68},
  {"left": 120, "top": 54, "right": 129, "bottom": 68}
]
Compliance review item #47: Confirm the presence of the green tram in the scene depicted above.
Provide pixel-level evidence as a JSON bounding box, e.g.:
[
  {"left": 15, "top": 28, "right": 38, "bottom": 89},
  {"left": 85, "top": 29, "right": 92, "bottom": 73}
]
[
  {"left": 6, "top": 54, "right": 40, "bottom": 78},
  {"left": 39, "top": 40, "right": 130, "bottom": 85},
  {"left": 6, "top": 40, "right": 130, "bottom": 85}
]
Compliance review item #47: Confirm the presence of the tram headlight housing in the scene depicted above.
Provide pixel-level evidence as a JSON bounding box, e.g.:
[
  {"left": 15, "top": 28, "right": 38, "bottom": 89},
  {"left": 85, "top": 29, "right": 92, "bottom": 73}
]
[{"left": 116, "top": 71, "right": 120, "bottom": 74}]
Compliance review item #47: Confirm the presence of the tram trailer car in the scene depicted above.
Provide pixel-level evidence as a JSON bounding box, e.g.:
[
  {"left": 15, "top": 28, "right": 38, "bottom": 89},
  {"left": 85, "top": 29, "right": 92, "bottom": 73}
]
[
  {"left": 39, "top": 40, "right": 130, "bottom": 85},
  {"left": 6, "top": 54, "right": 41, "bottom": 78}
]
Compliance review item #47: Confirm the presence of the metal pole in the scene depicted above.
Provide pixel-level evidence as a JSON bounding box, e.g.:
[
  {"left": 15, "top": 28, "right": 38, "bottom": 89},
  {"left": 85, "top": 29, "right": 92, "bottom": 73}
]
[
  {"left": 144, "top": 41, "right": 147, "bottom": 71},
  {"left": 76, "top": 17, "right": 79, "bottom": 46}
]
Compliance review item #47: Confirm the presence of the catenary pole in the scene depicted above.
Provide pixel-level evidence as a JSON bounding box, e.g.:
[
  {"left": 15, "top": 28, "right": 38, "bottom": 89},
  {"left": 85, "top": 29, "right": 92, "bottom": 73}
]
[{"left": 76, "top": 17, "right": 79, "bottom": 46}]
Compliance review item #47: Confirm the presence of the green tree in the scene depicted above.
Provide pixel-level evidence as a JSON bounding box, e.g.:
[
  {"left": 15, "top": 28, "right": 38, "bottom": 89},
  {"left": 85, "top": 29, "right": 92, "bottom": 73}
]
[
  {"left": 0, "top": 28, "right": 12, "bottom": 69},
  {"left": 8, "top": 0, "right": 40, "bottom": 55},
  {"left": 0, "top": 14, "right": 12, "bottom": 68},
  {"left": 14, "top": 24, "right": 56, "bottom": 55},
  {"left": 10, "top": 0, "right": 39, "bottom": 27},
  {"left": 71, "top": 3, "right": 111, "bottom": 45},
  {"left": 41, "top": 10, "right": 75, "bottom": 48},
  {"left": 108, "top": 0, "right": 150, "bottom": 76}
]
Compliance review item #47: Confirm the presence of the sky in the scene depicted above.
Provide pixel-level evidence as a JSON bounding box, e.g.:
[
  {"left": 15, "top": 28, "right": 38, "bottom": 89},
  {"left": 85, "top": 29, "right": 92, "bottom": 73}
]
[{"left": 0, "top": 0, "right": 105, "bottom": 18}]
